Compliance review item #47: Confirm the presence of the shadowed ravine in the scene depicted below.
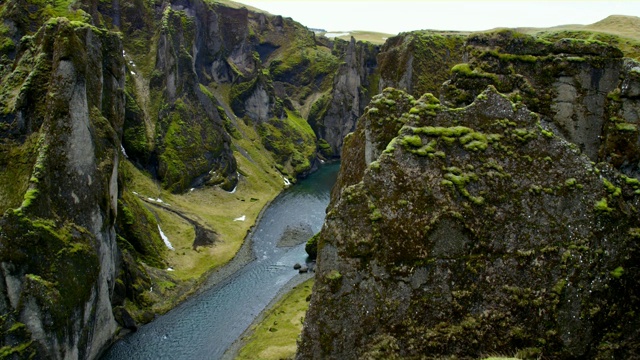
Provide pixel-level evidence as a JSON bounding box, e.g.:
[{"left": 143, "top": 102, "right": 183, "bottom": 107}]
[{"left": 101, "top": 162, "right": 340, "bottom": 360}]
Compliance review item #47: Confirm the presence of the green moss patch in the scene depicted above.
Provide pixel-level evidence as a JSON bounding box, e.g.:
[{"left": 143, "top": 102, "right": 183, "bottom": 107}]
[
  {"left": 0, "top": 212, "right": 100, "bottom": 338},
  {"left": 594, "top": 197, "right": 613, "bottom": 213},
  {"left": 0, "top": 135, "right": 40, "bottom": 213},
  {"left": 258, "top": 109, "right": 316, "bottom": 177}
]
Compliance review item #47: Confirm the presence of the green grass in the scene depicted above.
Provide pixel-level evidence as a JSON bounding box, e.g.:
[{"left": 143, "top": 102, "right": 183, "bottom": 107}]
[
  {"left": 118, "top": 109, "right": 286, "bottom": 313},
  {"left": 235, "top": 279, "right": 314, "bottom": 360},
  {"left": 517, "top": 15, "right": 640, "bottom": 59},
  {"left": 123, "top": 118, "right": 284, "bottom": 282},
  {"left": 0, "top": 134, "right": 40, "bottom": 213}
]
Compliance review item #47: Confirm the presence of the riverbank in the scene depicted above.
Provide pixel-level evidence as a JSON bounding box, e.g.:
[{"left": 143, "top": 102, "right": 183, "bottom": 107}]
[
  {"left": 117, "top": 128, "right": 286, "bottom": 320},
  {"left": 222, "top": 274, "right": 315, "bottom": 360},
  {"left": 101, "top": 162, "right": 340, "bottom": 360}
]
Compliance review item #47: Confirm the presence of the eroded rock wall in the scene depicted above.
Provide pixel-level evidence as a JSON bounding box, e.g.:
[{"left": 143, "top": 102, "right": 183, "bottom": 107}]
[
  {"left": 378, "top": 31, "right": 466, "bottom": 98},
  {"left": 0, "top": 19, "right": 125, "bottom": 359},
  {"left": 299, "top": 86, "right": 640, "bottom": 359},
  {"left": 311, "top": 37, "right": 379, "bottom": 155},
  {"left": 441, "top": 31, "right": 640, "bottom": 176}
]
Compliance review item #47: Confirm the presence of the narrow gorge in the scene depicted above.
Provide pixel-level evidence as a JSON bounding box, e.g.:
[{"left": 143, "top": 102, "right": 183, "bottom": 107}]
[{"left": 0, "top": 0, "right": 639, "bottom": 359}]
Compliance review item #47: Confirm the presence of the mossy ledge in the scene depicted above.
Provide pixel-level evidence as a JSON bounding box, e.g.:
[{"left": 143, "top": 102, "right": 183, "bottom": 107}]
[{"left": 297, "top": 87, "right": 640, "bottom": 359}]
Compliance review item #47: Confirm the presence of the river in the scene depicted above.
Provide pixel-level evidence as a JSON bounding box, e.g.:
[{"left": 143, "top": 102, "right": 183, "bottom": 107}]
[{"left": 101, "top": 162, "right": 340, "bottom": 360}]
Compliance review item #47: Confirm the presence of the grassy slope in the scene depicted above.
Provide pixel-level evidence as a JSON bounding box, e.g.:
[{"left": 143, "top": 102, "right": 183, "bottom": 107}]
[
  {"left": 121, "top": 111, "right": 285, "bottom": 313},
  {"left": 516, "top": 15, "right": 640, "bottom": 59},
  {"left": 232, "top": 276, "right": 520, "bottom": 360},
  {"left": 235, "top": 279, "right": 314, "bottom": 360}
]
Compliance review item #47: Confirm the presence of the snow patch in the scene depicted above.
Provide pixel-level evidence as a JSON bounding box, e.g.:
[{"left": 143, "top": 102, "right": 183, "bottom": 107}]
[
  {"left": 120, "top": 144, "right": 128, "bottom": 158},
  {"left": 233, "top": 215, "right": 246, "bottom": 222},
  {"left": 228, "top": 172, "right": 240, "bottom": 193},
  {"left": 167, "top": 267, "right": 174, "bottom": 272},
  {"left": 158, "top": 225, "right": 174, "bottom": 250},
  {"left": 147, "top": 197, "right": 168, "bottom": 205},
  {"left": 325, "top": 32, "right": 350, "bottom": 38}
]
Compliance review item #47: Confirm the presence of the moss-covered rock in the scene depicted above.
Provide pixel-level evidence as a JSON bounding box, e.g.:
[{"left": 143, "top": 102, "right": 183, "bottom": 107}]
[
  {"left": 298, "top": 87, "right": 640, "bottom": 359},
  {"left": 440, "top": 30, "right": 626, "bottom": 165},
  {"left": 378, "top": 31, "right": 466, "bottom": 98},
  {"left": 311, "top": 37, "right": 380, "bottom": 155},
  {"left": 305, "top": 233, "right": 319, "bottom": 260},
  {"left": 0, "top": 16, "right": 126, "bottom": 359}
]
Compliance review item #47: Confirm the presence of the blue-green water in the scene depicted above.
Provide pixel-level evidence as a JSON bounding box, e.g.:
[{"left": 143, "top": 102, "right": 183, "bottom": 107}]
[{"left": 101, "top": 162, "right": 339, "bottom": 360}]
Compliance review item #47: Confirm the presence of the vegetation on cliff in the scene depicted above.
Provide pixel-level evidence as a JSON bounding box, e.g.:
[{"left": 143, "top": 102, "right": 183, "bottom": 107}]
[
  {"left": 299, "top": 84, "right": 640, "bottom": 359},
  {"left": 0, "top": 0, "right": 378, "bottom": 356},
  {"left": 1, "top": 0, "right": 640, "bottom": 358}
]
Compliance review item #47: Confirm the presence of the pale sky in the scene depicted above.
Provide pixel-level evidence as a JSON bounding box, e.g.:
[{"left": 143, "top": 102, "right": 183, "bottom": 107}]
[{"left": 235, "top": 1, "right": 640, "bottom": 34}]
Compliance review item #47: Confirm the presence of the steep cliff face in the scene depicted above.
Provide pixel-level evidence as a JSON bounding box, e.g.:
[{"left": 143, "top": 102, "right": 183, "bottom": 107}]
[
  {"left": 2, "top": 0, "right": 382, "bottom": 357},
  {"left": 601, "top": 59, "right": 640, "bottom": 177},
  {"left": 440, "top": 30, "right": 640, "bottom": 175},
  {"left": 309, "top": 37, "right": 379, "bottom": 155},
  {"left": 150, "top": 5, "right": 238, "bottom": 192},
  {"left": 378, "top": 31, "right": 466, "bottom": 98},
  {"left": 0, "top": 18, "right": 125, "bottom": 359},
  {"left": 298, "top": 86, "right": 640, "bottom": 359}
]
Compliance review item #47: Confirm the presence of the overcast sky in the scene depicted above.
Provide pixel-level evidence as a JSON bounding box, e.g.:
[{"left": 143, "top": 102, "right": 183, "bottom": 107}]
[{"left": 234, "top": 1, "right": 640, "bottom": 34}]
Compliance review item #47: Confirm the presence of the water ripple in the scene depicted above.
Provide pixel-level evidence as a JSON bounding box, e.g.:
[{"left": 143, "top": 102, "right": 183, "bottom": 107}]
[{"left": 101, "top": 163, "right": 339, "bottom": 360}]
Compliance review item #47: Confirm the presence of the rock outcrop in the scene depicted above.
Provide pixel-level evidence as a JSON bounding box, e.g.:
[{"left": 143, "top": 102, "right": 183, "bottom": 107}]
[
  {"left": 378, "top": 31, "right": 466, "bottom": 98},
  {"left": 309, "top": 37, "right": 379, "bottom": 155},
  {"left": 300, "top": 30, "right": 640, "bottom": 360},
  {"left": 0, "top": 18, "right": 125, "bottom": 359},
  {"left": 298, "top": 86, "right": 640, "bottom": 359},
  {"left": 0, "top": 0, "right": 382, "bottom": 357},
  {"left": 441, "top": 30, "right": 639, "bottom": 178}
]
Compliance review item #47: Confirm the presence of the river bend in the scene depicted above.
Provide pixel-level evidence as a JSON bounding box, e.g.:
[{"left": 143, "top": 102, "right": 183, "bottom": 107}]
[{"left": 101, "top": 162, "right": 339, "bottom": 360}]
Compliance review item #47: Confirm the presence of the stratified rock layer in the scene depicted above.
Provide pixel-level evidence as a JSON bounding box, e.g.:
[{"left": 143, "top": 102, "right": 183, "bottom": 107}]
[{"left": 298, "top": 87, "right": 640, "bottom": 359}]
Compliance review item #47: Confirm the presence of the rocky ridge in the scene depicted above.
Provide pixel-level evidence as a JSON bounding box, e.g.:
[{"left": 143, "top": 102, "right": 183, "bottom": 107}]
[
  {"left": 0, "top": 17, "right": 125, "bottom": 359},
  {"left": 0, "top": 0, "right": 382, "bottom": 358},
  {"left": 1, "top": 1, "right": 640, "bottom": 358},
  {"left": 299, "top": 31, "right": 640, "bottom": 359}
]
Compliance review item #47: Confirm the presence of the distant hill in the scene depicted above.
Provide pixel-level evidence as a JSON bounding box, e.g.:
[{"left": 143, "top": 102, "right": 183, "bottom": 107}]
[
  {"left": 515, "top": 15, "right": 640, "bottom": 59},
  {"left": 319, "top": 30, "right": 394, "bottom": 45},
  {"left": 585, "top": 14, "right": 640, "bottom": 38}
]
